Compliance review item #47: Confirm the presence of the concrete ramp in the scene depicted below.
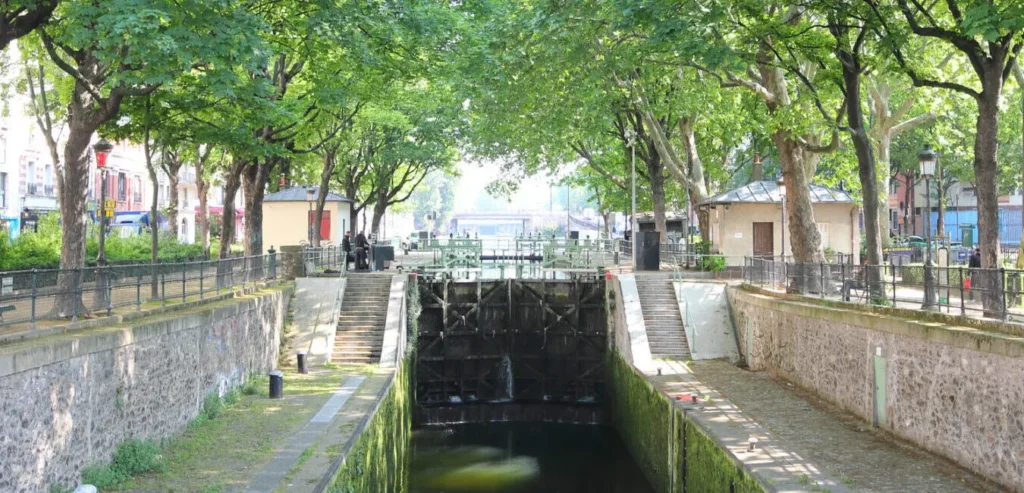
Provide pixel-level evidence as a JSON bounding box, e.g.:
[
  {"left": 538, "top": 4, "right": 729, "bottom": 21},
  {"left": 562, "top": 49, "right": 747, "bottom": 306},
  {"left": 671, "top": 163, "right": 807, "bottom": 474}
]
[
  {"left": 292, "top": 277, "right": 345, "bottom": 365},
  {"left": 674, "top": 281, "right": 738, "bottom": 361}
]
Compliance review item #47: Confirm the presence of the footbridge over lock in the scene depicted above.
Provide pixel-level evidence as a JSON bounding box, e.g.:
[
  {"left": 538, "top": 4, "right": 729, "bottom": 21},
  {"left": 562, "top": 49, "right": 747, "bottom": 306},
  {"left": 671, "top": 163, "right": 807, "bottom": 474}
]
[{"left": 413, "top": 277, "right": 608, "bottom": 424}]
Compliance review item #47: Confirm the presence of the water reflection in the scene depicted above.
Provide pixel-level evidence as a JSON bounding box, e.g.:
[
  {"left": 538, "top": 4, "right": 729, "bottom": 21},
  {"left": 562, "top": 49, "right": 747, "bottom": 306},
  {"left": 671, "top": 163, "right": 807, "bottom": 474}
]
[{"left": 408, "top": 423, "right": 655, "bottom": 493}]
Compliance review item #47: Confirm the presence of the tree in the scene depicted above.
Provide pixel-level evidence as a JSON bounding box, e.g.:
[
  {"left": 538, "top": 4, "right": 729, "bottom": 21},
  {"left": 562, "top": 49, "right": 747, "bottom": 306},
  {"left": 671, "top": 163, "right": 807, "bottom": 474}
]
[
  {"left": 37, "top": 0, "right": 262, "bottom": 315},
  {"left": 870, "top": 0, "right": 1024, "bottom": 316},
  {"left": 0, "top": 1, "right": 57, "bottom": 51}
]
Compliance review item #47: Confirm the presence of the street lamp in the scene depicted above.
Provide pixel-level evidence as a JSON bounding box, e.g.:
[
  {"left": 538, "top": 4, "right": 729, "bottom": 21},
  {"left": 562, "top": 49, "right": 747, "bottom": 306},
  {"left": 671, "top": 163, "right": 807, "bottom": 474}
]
[
  {"left": 93, "top": 138, "right": 113, "bottom": 267},
  {"left": 625, "top": 128, "right": 638, "bottom": 269},
  {"left": 918, "top": 144, "right": 938, "bottom": 310},
  {"left": 306, "top": 186, "right": 316, "bottom": 244},
  {"left": 777, "top": 175, "right": 786, "bottom": 261}
]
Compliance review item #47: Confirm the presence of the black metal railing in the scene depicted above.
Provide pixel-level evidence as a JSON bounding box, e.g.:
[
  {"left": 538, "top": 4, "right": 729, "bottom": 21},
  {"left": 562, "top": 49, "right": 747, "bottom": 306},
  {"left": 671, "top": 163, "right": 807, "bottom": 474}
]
[
  {"left": 302, "top": 245, "right": 348, "bottom": 276},
  {"left": 744, "top": 256, "right": 1024, "bottom": 322},
  {"left": 0, "top": 252, "right": 278, "bottom": 330}
]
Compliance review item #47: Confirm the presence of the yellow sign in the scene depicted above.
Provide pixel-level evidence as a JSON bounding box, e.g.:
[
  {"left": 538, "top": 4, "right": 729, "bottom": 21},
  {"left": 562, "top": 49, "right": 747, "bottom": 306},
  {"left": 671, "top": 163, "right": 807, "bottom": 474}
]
[
  {"left": 104, "top": 209, "right": 114, "bottom": 218},
  {"left": 104, "top": 199, "right": 116, "bottom": 210}
]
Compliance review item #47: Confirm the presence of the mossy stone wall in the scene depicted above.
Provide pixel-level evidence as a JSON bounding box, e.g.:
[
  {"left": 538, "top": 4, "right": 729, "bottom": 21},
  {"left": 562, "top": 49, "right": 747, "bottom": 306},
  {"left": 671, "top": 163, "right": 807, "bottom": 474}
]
[
  {"left": 606, "top": 352, "right": 765, "bottom": 493},
  {"left": 329, "top": 355, "right": 413, "bottom": 493}
]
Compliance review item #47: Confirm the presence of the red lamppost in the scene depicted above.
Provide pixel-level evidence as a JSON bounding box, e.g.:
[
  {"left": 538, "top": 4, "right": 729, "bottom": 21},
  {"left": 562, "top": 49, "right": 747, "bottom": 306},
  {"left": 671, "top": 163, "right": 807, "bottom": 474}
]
[{"left": 94, "top": 138, "right": 113, "bottom": 267}]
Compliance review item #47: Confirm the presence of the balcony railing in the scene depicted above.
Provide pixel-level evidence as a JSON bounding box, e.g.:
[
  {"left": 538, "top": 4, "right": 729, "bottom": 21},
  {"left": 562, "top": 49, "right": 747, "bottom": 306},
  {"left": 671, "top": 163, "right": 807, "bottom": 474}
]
[
  {"left": 26, "top": 183, "right": 38, "bottom": 196},
  {"left": 44, "top": 185, "right": 55, "bottom": 197}
]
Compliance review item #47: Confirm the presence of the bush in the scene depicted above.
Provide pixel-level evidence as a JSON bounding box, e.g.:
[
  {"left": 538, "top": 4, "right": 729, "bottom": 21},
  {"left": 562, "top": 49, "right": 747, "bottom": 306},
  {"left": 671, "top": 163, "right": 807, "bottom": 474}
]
[
  {"left": 697, "top": 255, "right": 727, "bottom": 273},
  {"left": 899, "top": 263, "right": 965, "bottom": 287},
  {"left": 80, "top": 439, "right": 164, "bottom": 489},
  {"left": 202, "top": 392, "right": 224, "bottom": 420}
]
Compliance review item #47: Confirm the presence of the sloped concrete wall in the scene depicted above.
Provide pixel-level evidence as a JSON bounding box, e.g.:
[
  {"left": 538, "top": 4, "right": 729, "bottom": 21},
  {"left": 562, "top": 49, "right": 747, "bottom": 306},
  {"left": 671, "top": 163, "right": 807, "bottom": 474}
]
[
  {"left": 728, "top": 286, "right": 1024, "bottom": 492},
  {"left": 0, "top": 285, "right": 291, "bottom": 492}
]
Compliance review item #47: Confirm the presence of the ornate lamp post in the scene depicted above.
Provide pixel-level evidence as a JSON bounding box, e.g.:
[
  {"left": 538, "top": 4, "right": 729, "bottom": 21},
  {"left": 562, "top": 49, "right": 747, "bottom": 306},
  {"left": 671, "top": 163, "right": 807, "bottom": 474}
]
[
  {"left": 94, "top": 138, "right": 113, "bottom": 267},
  {"left": 919, "top": 144, "right": 938, "bottom": 310}
]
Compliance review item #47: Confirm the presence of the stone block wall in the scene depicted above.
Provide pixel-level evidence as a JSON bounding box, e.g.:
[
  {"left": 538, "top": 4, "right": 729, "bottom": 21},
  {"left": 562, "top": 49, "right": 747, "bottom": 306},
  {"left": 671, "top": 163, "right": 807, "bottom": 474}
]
[
  {"left": 0, "top": 285, "right": 291, "bottom": 492},
  {"left": 728, "top": 286, "right": 1024, "bottom": 492}
]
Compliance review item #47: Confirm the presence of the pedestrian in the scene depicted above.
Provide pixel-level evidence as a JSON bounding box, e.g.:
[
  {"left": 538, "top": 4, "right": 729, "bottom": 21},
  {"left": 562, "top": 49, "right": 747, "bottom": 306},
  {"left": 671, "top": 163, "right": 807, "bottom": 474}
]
[
  {"left": 355, "top": 231, "right": 369, "bottom": 270},
  {"left": 342, "top": 231, "right": 352, "bottom": 269},
  {"left": 968, "top": 247, "right": 981, "bottom": 300}
]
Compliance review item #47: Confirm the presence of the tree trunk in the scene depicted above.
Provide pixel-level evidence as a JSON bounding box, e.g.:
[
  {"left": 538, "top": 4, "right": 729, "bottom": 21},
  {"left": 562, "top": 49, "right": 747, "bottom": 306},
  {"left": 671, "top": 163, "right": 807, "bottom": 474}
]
[
  {"left": 242, "top": 158, "right": 270, "bottom": 255},
  {"left": 974, "top": 80, "right": 1004, "bottom": 317},
  {"left": 196, "top": 162, "right": 210, "bottom": 258},
  {"left": 772, "top": 131, "right": 825, "bottom": 264},
  {"left": 53, "top": 121, "right": 91, "bottom": 316},
  {"left": 646, "top": 151, "right": 668, "bottom": 241},
  {"left": 147, "top": 164, "right": 160, "bottom": 298},
  {"left": 838, "top": 47, "right": 885, "bottom": 301},
  {"left": 371, "top": 191, "right": 387, "bottom": 235},
  {"left": 218, "top": 160, "right": 243, "bottom": 260},
  {"left": 350, "top": 207, "right": 360, "bottom": 235},
  {"left": 167, "top": 172, "right": 179, "bottom": 238},
  {"left": 876, "top": 135, "right": 892, "bottom": 242},
  {"left": 312, "top": 150, "right": 336, "bottom": 247}
]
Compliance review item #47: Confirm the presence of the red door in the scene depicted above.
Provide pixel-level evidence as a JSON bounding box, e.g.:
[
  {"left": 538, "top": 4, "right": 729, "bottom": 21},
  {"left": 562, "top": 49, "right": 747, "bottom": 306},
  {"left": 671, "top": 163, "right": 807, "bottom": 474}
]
[{"left": 308, "top": 210, "right": 331, "bottom": 240}]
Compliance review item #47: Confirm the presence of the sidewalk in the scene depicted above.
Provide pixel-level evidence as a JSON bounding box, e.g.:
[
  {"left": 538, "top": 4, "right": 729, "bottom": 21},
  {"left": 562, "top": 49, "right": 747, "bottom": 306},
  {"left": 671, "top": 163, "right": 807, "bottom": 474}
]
[{"left": 653, "top": 359, "right": 1003, "bottom": 493}]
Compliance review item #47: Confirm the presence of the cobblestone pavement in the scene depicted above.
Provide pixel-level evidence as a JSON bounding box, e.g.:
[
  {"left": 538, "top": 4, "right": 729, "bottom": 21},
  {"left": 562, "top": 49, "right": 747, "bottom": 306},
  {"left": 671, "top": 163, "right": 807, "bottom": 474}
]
[{"left": 689, "top": 360, "right": 1005, "bottom": 493}]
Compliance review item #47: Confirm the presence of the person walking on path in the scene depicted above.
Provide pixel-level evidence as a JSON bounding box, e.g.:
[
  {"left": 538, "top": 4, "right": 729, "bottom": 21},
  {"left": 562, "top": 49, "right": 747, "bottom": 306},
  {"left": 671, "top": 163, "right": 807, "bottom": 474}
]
[
  {"left": 355, "top": 231, "right": 369, "bottom": 270},
  {"left": 968, "top": 247, "right": 981, "bottom": 300},
  {"left": 342, "top": 231, "right": 352, "bottom": 270}
]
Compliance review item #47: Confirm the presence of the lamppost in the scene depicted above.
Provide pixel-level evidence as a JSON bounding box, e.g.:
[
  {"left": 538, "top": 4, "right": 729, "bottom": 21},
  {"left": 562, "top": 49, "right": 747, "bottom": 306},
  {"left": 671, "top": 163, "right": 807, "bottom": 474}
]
[
  {"left": 919, "top": 144, "right": 938, "bottom": 310},
  {"left": 776, "top": 175, "right": 786, "bottom": 260},
  {"left": 306, "top": 187, "right": 316, "bottom": 245},
  {"left": 625, "top": 128, "right": 638, "bottom": 269},
  {"left": 94, "top": 138, "right": 113, "bottom": 267}
]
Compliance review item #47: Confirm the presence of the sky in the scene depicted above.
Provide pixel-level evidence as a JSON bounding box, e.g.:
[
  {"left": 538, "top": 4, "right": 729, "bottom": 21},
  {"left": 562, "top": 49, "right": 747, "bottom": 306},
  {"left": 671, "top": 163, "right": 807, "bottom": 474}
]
[{"left": 453, "top": 157, "right": 568, "bottom": 213}]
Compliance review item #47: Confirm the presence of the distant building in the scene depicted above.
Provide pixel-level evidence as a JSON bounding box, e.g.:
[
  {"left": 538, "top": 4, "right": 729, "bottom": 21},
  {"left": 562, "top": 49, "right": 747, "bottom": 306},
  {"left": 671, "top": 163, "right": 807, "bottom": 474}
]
[
  {"left": 699, "top": 181, "right": 860, "bottom": 266},
  {"left": 262, "top": 186, "right": 354, "bottom": 250}
]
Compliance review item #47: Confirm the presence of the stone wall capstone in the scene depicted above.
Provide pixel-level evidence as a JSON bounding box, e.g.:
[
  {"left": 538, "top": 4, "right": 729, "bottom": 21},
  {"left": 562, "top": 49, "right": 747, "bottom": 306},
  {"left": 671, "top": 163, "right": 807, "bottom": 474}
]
[
  {"left": 0, "top": 285, "right": 291, "bottom": 493},
  {"left": 728, "top": 286, "right": 1024, "bottom": 493}
]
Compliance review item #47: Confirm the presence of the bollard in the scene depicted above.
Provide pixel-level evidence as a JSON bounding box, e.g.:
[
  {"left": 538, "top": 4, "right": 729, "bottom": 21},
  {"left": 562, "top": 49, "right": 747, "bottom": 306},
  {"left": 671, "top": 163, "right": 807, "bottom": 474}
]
[
  {"left": 297, "top": 352, "right": 308, "bottom": 374},
  {"left": 269, "top": 371, "right": 284, "bottom": 399}
]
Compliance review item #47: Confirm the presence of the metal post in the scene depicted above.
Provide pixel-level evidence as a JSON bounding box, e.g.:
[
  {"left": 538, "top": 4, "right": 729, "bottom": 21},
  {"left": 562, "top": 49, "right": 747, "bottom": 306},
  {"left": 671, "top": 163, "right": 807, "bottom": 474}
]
[
  {"left": 959, "top": 266, "right": 965, "bottom": 316},
  {"left": 30, "top": 269, "right": 37, "bottom": 330},
  {"left": 269, "top": 247, "right": 277, "bottom": 279},
  {"left": 818, "top": 262, "right": 823, "bottom": 298},
  {"left": 161, "top": 272, "right": 166, "bottom": 307},
  {"left": 136, "top": 269, "right": 142, "bottom": 311},
  {"left": 922, "top": 175, "right": 937, "bottom": 310},
  {"left": 891, "top": 261, "right": 897, "bottom": 305},
  {"left": 98, "top": 168, "right": 107, "bottom": 268},
  {"left": 841, "top": 262, "right": 847, "bottom": 302},
  {"left": 630, "top": 134, "right": 637, "bottom": 269},
  {"left": 105, "top": 266, "right": 112, "bottom": 316},
  {"left": 199, "top": 261, "right": 205, "bottom": 300},
  {"left": 1001, "top": 267, "right": 1007, "bottom": 320},
  {"left": 182, "top": 262, "right": 187, "bottom": 302}
]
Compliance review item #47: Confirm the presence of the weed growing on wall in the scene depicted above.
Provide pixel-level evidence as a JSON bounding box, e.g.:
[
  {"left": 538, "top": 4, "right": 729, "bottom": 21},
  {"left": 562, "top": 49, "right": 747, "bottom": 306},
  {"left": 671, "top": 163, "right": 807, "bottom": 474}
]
[{"left": 80, "top": 439, "right": 165, "bottom": 489}]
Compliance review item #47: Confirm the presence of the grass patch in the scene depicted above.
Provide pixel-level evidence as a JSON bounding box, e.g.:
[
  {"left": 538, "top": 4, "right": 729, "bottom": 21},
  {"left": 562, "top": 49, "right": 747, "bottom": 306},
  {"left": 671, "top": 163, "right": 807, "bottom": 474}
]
[{"left": 113, "top": 371, "right": 343, "bottom": 493}]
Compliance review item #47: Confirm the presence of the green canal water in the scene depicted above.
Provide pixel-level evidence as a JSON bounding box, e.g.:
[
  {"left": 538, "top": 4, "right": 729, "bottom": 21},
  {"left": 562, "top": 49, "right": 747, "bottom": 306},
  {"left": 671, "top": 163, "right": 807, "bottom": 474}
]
[{"left": 408, "top": 422, "right": 656, "bottom": 493}]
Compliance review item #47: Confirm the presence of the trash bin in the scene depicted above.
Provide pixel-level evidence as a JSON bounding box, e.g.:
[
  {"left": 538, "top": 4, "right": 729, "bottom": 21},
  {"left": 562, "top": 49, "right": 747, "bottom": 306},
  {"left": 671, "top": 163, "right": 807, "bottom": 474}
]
[
  {"left": 269, "top": 370, "right": 283, "bottom": 399},
  {"left": 373, "top": 245, "right": 395, "bottom": 271}
]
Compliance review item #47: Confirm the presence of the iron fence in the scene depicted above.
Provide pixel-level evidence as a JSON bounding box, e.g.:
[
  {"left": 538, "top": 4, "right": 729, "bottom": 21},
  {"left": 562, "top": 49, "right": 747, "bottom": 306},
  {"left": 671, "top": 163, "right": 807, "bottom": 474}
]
[
  {"left": 744, "top": 256, "right": 1024, "bottom": 322},
  {"left": 302, "top": 245, "right": 348, "bottom": 276},
  {"left": 0, "top": 252, "right": 278, "bottom": 330}
]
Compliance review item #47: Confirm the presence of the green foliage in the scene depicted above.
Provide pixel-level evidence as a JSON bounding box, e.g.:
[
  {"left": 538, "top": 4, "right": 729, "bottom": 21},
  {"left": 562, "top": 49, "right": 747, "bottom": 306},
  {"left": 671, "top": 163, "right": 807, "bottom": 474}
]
[
  {"left": 697, "top": 255, "right": 727, "bottom": 273},
  {"left": 202, "top": 392, "right": 225, "bottom": 421},
  {"left": 81, "top": 439, "right": 165, "bottom": 489}
]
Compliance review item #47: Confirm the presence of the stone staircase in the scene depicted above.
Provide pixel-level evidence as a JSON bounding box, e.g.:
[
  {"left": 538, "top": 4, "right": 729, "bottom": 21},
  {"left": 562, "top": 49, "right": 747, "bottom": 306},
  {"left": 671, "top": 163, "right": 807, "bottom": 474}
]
[
  {"left": 635, "top": 276, "right": 691, "bottom": 359},
  {"left": 333, "top": 274, "right": 393, "bottom": 365}
]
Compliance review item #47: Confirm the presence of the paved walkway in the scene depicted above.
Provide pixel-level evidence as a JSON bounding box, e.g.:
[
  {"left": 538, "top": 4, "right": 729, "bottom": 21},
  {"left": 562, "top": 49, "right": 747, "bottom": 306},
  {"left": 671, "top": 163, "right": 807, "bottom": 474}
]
[{"left": 672, "top": 360, "right": 1004, "bottom": 493}]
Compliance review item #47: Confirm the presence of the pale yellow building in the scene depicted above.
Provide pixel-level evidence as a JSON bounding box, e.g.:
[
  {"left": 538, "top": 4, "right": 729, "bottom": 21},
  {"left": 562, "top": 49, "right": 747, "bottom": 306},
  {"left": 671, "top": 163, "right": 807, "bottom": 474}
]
[
  {"left": 699, "top": 181, "right": 860, "bottom": 266},
  {"left": 262, "top": 186, "right": 354, "bottom": 251}
]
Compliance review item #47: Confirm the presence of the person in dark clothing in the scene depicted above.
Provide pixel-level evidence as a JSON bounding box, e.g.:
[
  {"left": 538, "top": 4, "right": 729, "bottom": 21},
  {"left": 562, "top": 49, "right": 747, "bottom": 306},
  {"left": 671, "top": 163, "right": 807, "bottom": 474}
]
[
  {"left": 355, "top": 231, "right": 369, "bottom": 270},
  {"left": 342, "top": 232, "right": 352, "bottom": 269},
  {"left": 968, "top": 247, "right": 981, "bottom": 300}
]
